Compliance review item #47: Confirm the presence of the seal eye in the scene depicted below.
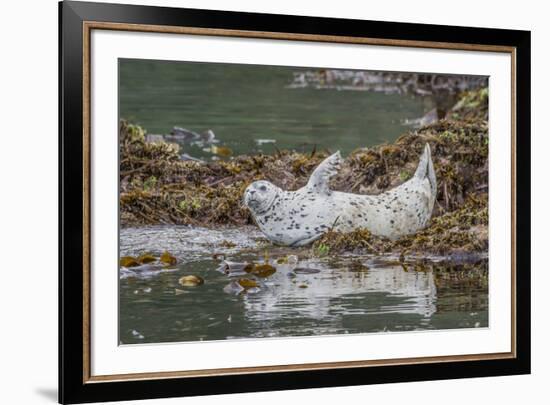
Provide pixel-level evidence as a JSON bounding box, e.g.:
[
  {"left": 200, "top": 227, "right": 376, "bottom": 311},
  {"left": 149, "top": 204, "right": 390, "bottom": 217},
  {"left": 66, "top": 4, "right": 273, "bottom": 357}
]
[{"left": 259, "top": 185, "right": 267, "bottom": 192}]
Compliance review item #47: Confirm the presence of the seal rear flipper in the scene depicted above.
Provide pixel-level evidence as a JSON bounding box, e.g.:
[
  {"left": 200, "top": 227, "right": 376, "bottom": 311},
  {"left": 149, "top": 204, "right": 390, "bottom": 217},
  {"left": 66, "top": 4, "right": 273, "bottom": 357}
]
[
  {"left": 306, "top": 151, "right": 342, "bottom": 195},
  {"left": 414, "top": 143, "right": 437, "bottom": 196}
]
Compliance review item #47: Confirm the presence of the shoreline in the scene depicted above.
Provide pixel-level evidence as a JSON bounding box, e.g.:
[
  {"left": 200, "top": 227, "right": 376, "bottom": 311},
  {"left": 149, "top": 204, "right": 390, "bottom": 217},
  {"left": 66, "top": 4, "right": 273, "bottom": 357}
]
[{"left": 119, "top": 88, "right": 488, "bottom": 258}]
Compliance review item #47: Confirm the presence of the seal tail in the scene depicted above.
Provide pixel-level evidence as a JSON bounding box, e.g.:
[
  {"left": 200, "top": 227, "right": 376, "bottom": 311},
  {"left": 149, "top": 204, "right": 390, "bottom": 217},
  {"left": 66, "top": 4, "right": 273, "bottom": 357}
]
[{"left": 414, "top": 143, "right": 437, "bottom": 196}]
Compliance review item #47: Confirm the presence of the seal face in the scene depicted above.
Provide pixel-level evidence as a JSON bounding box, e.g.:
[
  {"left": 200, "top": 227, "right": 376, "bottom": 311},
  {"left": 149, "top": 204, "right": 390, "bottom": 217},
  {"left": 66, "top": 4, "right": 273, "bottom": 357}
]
[
  {"left": 243, "top": 180, "right": 281, "bottom": 215},
  {"left": 244, "top": 144, "right": 437, "bottom": 247}
]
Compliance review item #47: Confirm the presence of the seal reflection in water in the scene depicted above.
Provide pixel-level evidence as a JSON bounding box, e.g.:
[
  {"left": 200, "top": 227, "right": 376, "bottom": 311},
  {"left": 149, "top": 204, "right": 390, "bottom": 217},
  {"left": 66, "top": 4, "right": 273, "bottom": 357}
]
[{"left": 243, "top": 144, "right": 437, "bottom": 247}]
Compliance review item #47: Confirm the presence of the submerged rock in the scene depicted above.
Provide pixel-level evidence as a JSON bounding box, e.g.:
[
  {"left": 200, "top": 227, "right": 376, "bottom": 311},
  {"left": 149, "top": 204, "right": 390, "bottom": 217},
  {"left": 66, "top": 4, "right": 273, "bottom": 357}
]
[
  {"left": 130, "top": 329, "right": 145, "bottom": 339},
  {"left": 223, "top": 279, "right": 262, "bottom": 295},
  {"left": 216, "top": 261, "right": 253, "bottom": 276}
]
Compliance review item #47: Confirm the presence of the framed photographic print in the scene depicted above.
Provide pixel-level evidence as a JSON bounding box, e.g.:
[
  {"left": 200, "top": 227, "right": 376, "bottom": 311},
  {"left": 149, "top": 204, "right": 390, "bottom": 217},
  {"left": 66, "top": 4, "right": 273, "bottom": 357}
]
[{"left": 59, "top": 1, "right": 531, "bottom": 403}]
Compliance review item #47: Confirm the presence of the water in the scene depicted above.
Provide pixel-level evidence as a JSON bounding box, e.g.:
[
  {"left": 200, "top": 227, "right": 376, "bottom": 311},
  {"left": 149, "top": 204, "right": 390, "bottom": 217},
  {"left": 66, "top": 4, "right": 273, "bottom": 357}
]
[
  {"left": 119, "top": 226, "right": 488, "bottom": 344},
  {"left": 119, "top": 59, "right": 437, "bottom": 158}
]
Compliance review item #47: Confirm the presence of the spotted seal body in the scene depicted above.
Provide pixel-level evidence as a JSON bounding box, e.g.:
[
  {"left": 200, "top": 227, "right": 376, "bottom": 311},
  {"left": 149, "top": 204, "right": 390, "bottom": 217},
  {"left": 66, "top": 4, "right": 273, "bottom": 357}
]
[{"left": 244, "top": 144, "right": 437, "bottom": 246}]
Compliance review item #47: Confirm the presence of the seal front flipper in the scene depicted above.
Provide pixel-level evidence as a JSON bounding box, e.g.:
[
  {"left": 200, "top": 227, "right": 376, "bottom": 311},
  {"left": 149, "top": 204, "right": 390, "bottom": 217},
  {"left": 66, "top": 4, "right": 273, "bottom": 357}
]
[
  {"left": 289, "top": 232, "right": 324, "bottom": 247},
  {"left": 306, "top": 151, "right": 342, "bottom": 195}
]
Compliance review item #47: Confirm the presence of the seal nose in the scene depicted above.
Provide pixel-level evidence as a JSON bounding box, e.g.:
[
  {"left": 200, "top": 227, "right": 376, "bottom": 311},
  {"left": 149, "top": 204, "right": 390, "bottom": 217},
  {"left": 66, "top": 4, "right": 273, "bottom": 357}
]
[{"left": 249, "top": 190, "right": 256, "bottom": 195}]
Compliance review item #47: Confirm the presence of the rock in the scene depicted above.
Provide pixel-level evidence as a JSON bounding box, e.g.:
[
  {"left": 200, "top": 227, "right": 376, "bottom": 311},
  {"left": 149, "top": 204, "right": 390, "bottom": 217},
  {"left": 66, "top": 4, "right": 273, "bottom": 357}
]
[
  {"left": 131, "top": 329, "right": 144, "bottom": 339},
  {"left": 293, "top": 267, "right": 321, "bottom": 274},
  {"left": 145, "top": 134, "right": 165, "bottom": 143},
  {"left": 216, "top": 261, "right": 253, "bottom": 276},
  {"left": 168, "top": 127, "right": 216, "bottom": 145},
  {"left": 223, "top": 281, "right": 245, "bottom": 295},
  {"left": 418, "top": 108, "right": 440, "bottom": 127},
  {"left": 180, "top": 153, "right": 205, "bottom": 163}
]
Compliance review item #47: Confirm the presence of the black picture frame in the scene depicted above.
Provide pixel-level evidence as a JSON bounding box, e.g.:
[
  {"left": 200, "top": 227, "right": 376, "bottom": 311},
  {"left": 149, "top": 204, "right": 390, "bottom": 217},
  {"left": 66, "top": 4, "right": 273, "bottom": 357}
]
[{"left": 59, "top": 1, "right": 531, "bottom": 403}]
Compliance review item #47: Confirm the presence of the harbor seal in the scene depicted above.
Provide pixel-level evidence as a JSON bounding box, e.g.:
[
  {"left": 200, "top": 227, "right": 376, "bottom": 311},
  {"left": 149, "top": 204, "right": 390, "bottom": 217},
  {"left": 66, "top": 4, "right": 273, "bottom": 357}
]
[{"left": 244, "top": 144, "right": 437, "bottom": 246}]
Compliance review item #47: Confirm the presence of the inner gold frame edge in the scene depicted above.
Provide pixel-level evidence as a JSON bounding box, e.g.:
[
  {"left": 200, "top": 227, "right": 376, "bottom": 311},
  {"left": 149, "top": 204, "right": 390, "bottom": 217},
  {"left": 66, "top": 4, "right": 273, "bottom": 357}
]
[{"left": 81, "top": 20, "right": 518, "bottom": 384}]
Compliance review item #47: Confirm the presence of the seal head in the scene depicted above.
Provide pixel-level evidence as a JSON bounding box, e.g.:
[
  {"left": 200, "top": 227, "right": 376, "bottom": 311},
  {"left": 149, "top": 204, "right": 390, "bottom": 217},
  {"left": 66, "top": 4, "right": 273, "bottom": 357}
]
[{"left": 244, "top": 180, "right": 280, "bottom": 215}]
